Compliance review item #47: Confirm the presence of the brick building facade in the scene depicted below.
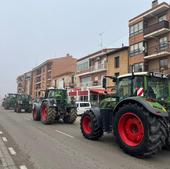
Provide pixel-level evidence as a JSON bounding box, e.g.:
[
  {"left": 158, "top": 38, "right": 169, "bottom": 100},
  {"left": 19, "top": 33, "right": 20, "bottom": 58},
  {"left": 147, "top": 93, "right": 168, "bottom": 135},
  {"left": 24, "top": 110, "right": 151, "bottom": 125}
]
[
  {"left": 129, "top": 1, "right": 170, "bottom": 73},
  {"left": 32, "top": 54, "right": 76, "bottom": 98}
]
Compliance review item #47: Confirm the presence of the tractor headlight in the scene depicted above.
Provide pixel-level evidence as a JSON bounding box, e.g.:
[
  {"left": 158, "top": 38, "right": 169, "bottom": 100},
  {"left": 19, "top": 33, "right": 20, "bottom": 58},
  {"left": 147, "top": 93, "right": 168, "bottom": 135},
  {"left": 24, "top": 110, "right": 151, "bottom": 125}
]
[{"left": 29, "top": 101, "right": 32, "bottom": 104}]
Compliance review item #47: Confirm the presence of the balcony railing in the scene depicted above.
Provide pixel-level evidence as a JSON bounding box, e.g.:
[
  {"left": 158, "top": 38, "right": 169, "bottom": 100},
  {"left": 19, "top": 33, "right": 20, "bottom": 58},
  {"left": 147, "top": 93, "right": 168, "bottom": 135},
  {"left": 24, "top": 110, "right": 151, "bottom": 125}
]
[
  {"left": 90, "top": 63, "right": 106, "bottom": 72},
  {"left": 77, "top": 63, "right": 106, "bottom": 75},
  {"left": 145, "top": 43, "right": 170, "bottom": 59},
  {"left": 144, "top": 20, "right": 169, "bottom": 35},
  {"left": 76, "top": 81, "right": 102, "bottom": 88}
]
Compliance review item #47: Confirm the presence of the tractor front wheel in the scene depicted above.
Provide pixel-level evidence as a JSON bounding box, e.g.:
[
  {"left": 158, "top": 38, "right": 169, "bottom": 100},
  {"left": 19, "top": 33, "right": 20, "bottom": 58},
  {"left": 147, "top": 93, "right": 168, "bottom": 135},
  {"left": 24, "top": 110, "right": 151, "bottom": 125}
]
[
  {"left": 33, "top": 107, "right": 40, "bottom": 121},
  {"left": 41, "top": 102, "right": 56, "bottom": 124},
  {"left": 114, "top": 103, "right": 167, "bottom": 158},
  {"left": 63, "top": 108, "right": 77, "bottom": 124},
  {"left": 80, "top": 110, "right": 103, "bottom": 140}
]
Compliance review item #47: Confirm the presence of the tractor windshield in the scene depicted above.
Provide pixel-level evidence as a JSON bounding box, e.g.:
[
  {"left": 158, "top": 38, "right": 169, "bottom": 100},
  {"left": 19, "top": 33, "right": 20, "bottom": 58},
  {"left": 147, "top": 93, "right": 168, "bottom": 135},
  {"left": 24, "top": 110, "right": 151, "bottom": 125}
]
[
  {"left": 118, "top": 76, "right": 144, "bottom": 100},
  {"left": 48, "top": 90, "right": 67, "bottom": 100},
  {"left": 117, "top": 77, "right": 132, "bottom": 100},
  {"left": 147, "top": 76, "right": 168, "bottom": 100},
  {"left": 9, "top": 94, "right": 17, "bottom": 98}
]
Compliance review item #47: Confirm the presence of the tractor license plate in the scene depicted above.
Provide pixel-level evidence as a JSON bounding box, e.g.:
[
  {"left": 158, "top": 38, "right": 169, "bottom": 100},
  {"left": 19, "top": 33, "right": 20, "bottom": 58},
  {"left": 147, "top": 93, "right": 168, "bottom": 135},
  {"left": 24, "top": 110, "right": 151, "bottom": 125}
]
[{"left": 21, "top": 109, "right": 25, "bottom": 112}]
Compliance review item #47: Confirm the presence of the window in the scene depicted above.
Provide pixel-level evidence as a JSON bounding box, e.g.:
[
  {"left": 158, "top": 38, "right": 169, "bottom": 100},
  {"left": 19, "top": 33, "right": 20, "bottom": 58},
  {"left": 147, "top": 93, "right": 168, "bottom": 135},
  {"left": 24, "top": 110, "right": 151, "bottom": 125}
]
[
  {"left": 134, "top": 63, "right": 144, "bottom": 72},
  {"left": 160, "top": 58, "right": 168, "bottom": 70},
  {"left": 159, "top": 36, "right": 168, "bottom": 49},
  {"left": 36, "top": 69, "right": 41, "bottom": 75},
  {"left": 80, "top": 96, "right": 88, "bottom": 101},
  {"left": 71, "top": 75, "right": 74, "bottom": 84},
  {"left": 80, "top": 103, "right": 90, "bottom": 107},
  {"left": 129, "top": 42, "right": 144, "bottom": 56},
  {"left": 114, "top": 56, "right": 120, "bottom": 68},
  {"left": 81, "top": 77, "right": 91, "bottom": 87},
  {"left": 77, "top": 60, "right": 89, "bottom": 72},
  {"left": 159, "top": 15, "right": 167, "bottom": 22},
  {"left": 129, "top": 21, "right": 143, "bottom": 37},
  {"left": 129, "top": 63, "right": 144, "bottom": 72},
  {"left": 115, "top": 72, "right": 119, "bottom": 77}
]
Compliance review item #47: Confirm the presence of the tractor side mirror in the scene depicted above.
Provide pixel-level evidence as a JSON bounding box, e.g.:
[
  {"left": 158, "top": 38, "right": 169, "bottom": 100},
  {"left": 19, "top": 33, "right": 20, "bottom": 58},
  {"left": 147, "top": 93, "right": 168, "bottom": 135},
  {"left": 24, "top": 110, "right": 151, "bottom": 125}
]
[
  {"left": 102, "top": 78, "right": 107, "bottom": 89},
  {"left": 112, "top": 77, "right": 117, "bottom": 82}
]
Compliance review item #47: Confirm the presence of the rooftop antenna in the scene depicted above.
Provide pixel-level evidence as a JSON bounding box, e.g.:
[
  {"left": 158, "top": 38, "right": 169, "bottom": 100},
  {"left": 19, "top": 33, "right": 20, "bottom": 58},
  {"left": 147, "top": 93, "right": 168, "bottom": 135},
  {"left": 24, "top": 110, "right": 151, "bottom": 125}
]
[{"left": 99, "top": 32, "right": 104, "bottom": 49}]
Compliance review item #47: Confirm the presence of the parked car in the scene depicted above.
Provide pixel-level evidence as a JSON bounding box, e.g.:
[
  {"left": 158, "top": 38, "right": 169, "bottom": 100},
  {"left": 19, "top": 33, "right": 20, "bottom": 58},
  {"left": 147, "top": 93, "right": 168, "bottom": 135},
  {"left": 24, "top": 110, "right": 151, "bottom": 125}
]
[{"left": 76, "top": 102, "right": 91, "bottom": 115}]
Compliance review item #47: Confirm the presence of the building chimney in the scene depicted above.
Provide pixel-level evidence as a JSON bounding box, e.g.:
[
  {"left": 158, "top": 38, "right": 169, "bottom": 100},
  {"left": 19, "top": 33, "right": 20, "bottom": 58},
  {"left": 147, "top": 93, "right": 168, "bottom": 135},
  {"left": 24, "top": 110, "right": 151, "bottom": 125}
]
[{"left": 152, "top": 0, "right": 158, "bottom": 8}]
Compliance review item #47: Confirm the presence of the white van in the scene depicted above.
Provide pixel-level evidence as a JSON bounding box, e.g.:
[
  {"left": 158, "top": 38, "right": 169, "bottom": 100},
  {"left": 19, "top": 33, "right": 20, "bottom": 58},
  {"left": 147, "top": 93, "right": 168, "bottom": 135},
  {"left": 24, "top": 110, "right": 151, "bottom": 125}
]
[{"left": 76, "top": 102, "right": 91, "bottom": 115}]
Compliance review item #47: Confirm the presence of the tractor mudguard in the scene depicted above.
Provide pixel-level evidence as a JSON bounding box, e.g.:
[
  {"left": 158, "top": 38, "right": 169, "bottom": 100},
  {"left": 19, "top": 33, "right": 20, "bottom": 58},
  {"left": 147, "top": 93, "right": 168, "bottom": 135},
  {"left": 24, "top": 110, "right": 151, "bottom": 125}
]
[
  {"left": 114, "top": 97, "right": 169, "bottom": 117},
  {"left": 90, "top": 107, "right": 113, "bottom": 132},
  {"left": 90, "top": 107, "right": 103, "bottom": 127}
]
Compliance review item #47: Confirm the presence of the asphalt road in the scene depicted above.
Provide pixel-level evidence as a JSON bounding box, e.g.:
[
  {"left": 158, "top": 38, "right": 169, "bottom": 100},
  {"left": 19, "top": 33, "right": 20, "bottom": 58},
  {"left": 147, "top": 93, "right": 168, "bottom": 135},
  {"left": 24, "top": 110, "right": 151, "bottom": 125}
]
[{"left": 0, "top": 106, "right": 170, "bottom": 169}]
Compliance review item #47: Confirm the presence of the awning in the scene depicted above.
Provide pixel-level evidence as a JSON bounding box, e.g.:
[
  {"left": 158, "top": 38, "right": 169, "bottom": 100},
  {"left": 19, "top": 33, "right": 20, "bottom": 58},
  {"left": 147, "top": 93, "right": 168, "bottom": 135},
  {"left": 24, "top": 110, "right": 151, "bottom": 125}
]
[
  {"left": 78, "top": 90, "right": 88, "bottom": 96},
  {"left": 90, "top": 89, "right": 107, "bottom": 94},
  {"left": 68, "top": 91, "right": 77, "bottom": 97},
  {"left": 90, "top": 89, "right": 113, "bottom": 95}
]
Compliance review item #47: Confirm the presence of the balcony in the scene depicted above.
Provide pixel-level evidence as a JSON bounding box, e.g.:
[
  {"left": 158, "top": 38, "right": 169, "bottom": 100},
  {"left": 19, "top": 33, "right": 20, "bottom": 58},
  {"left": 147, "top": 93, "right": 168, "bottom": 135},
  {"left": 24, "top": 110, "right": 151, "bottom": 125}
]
[
  {"left": 77, "top": 63, "right": 107, "bottom": 76},
  {"left": 144, "top": 21, "right": 170, "bottom": 38},
  {"left": 144, "top": 43, "right": 170, "bottom": 60}
]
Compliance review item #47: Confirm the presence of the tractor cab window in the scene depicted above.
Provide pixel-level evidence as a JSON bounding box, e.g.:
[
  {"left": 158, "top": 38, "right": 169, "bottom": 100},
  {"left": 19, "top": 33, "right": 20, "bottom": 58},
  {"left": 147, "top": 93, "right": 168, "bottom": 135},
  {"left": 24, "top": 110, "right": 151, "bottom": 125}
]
[
  {"left": 147, "top": 76, "right": 168, "bottom": 100},
  {"left": 133, "top": 76, "right": 144, "bottom": 97},
  {"left": 118, "top": 77, "right": 132, "bottom": 100},
  {"left": 46, "top": 89, "right": 67, "bottom": 99},
  {"left": 47, "top": 90, "right": 54, "bottom": 98}
]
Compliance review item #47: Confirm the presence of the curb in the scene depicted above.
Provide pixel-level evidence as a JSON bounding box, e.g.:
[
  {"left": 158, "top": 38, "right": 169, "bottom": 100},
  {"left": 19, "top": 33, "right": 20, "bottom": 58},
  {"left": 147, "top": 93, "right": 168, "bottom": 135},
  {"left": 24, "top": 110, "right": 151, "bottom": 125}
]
[{"left": 0, "top": 136, "right": 17, "bottom": 169}]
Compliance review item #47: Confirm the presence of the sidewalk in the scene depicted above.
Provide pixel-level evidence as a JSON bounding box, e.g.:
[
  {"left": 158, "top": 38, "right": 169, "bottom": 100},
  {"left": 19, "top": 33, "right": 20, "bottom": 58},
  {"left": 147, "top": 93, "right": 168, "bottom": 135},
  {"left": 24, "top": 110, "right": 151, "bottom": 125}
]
[{"left": 0, "top": 137, "right": 17, "bottom": 169}]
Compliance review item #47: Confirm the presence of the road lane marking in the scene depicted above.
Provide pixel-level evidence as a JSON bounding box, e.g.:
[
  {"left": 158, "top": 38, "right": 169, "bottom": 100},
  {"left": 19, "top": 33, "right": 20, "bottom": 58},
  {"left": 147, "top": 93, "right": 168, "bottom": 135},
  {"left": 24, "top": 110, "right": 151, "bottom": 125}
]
[
  {"left": 56, "top": 130, "right": 74, "bottom": 138},
  {"left": 8, "top": 147, "right": 16, "bottom": 155},
  {"left": 2, "top": 137, "right": 7, "bottom": 142},
  {"left": 0, "top": 131, "right": 3, "bottom": 134},
  {"left": 24, "top": 117, "right": 31, "bottom": 121},
  {"left": 20, "top": 165, "right": 28, "bottom": 169}
]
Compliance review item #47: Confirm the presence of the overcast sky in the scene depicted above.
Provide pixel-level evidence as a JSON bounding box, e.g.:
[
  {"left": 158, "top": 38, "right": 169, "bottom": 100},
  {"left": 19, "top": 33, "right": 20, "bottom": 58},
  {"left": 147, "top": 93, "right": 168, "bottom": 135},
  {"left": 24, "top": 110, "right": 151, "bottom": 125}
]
[{"left": 0, "top": 0, "right": 166, "bottom": 99}]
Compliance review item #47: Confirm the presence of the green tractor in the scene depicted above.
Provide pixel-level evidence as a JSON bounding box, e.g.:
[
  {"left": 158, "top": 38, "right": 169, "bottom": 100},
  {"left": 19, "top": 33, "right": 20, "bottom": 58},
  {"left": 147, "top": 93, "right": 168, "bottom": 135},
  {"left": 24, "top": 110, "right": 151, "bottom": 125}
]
[
  {"left": 32, "top": 88, "right": 77, "bottom": 124},
  {"left": 80, "top": 72, "right": 170, "bottom": 158},
  {"left": 14, "top": 94, "right": 33, "bottom": 113},
  {"left": 3, "top": 93, "right": 18, "bottom": 110}
]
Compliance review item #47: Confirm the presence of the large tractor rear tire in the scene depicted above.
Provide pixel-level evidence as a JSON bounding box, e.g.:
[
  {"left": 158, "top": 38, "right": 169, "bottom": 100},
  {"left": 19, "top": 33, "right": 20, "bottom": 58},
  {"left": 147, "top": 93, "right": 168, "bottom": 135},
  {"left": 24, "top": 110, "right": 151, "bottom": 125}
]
[
  {"left": 33, "top": 107, "right": 40, "bottom": 121},
  {"left": 41, "top": 102, "right": 56, "bottom": 124},
  {"left": 63, "top": 108, "right": 77, "bottom": 124},
  {"left": 114, "top": 103, "right": 167, "bottom": 158},
  {"left": 80, "top": 110, "right": 103, "bottom": 140}
]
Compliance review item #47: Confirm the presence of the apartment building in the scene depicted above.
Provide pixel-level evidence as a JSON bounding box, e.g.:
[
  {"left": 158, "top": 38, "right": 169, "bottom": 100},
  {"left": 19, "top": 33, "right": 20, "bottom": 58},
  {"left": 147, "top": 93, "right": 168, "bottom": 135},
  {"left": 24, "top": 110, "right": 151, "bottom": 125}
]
[
  {"left": 17, "top": 71, "right": 32, "bottom": 95},
  {"left": 32, "top": 54, "right": 76, "bottom": 98},
  {"left": 17, "top": 74, "right": 25, "bottom": 94},
  {"left": 106, "top": 46, "right": 129, "bottom": 91},
  {"left": 129, "top": 0, "right": 170, "bottom": 73},
  {"left": 68, "top": 48, "right": 114, "bottom": 104}
]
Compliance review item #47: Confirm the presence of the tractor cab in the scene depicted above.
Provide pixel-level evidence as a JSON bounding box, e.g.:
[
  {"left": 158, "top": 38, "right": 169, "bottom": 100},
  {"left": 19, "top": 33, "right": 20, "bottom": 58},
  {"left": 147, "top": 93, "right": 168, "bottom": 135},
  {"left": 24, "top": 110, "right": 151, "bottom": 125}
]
[
  {"left": 45, "top": 88, "right": 67, "bottom": 101},
  {"left": 103, "top": 72, "right": 169, "bottom": 102},
  {"left": 117, "top": 72, "right": 169, "bottom": 101},
  {"left": 101, "top": 72, "right": 169, "bottom": 110}
]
